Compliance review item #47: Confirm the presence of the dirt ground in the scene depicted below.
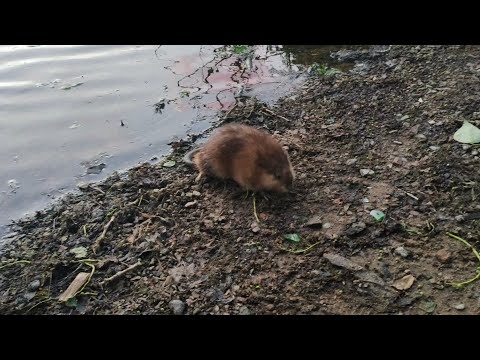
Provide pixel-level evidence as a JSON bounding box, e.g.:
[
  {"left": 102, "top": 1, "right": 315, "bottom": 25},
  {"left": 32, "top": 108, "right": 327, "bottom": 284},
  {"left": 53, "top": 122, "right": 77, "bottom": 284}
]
[{"left": 1, "top": 45, "right": 480, "bottom": 315}]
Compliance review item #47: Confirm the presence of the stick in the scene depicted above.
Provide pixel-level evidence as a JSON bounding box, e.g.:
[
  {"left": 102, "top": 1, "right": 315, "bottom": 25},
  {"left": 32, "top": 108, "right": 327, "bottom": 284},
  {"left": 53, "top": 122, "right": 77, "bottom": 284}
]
[
  {"left": 253, "top": 195, "right": 260, "bottom": 223},
  {"left": 261, "top": 107, "right": 292, "bottom": 122},
  {"left": 101, "top": 261, "right": 142, "bottom": 285},
  {"left": 223, "top": 103, "right": 238, "bottom": 119},
  {"left": 92, "top": 215, "right": 116, "bottom": 253},
  {"left": 396, "top": 187, "right": 419, "bottom": 201},
  {"left": 279, "top": 240, "right": 322, "bottom": 254}
]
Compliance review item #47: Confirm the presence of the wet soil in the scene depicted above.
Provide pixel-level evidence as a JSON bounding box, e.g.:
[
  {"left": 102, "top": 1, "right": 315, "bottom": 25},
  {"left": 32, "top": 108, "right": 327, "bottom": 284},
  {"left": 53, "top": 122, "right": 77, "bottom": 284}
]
[{"left": 2, "top": 45, "right": 480, "bottom": 315}]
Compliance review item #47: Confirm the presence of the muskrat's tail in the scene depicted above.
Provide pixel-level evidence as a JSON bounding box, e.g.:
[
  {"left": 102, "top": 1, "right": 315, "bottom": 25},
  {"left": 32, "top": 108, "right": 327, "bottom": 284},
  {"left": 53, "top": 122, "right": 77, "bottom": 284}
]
[{"left": 183, "top": 147, "right": 201, "bottom": 165}]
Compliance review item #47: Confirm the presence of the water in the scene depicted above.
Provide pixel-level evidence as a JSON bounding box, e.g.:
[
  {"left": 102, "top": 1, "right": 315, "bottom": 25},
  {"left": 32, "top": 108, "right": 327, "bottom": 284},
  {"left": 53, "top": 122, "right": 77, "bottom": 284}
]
[{"left": 0, "top": 45, "right": 350, "bottom": 236}]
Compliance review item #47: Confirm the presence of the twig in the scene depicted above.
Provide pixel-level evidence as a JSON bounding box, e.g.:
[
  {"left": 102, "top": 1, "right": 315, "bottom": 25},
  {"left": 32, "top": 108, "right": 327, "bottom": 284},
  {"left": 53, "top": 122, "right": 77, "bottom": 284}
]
[
  {"left": 223, "top": 103, "right": 238, "bottom": 119},
  {"left": 0, "top": 260, "right": 31, "bottom": 271},
  {"left": 261, "top": 107, "right": 292, "bottom": 122},
  {"left": 100, "top": 261, "right": 142, "bottom": 285},
  {"left": 247, "top": 103, "right": 256, "bottom": 119},
  {"left": 91, "top": 185, "right": 105, "bottom": 195},
  {"left": 446, "top": 232, "right": 480, "bottom": 287},
  {"left": 253, "top": 194, "right": 260, "bottom": 223},
  {"left": 77, "top": 260, "right": 96, "bottom": 295},
  {"left": 93, "top": 215, "right": 116, "bottom": 253},
  {"left": 25, "top": 298, "right": 52, "bottom": 314},
  {"left": 279, "top": 240, "right": 322, "bottom": 254},
  {"left": 396, "top": 187, "right": 419, "bottom": 201}
]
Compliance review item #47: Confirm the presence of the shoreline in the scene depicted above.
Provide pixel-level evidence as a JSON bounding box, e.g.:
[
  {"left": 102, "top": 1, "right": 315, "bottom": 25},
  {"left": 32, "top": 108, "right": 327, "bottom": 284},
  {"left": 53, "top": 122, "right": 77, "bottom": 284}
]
[{"left": 2, "top": 45, "right": 480, "bottom": 315}]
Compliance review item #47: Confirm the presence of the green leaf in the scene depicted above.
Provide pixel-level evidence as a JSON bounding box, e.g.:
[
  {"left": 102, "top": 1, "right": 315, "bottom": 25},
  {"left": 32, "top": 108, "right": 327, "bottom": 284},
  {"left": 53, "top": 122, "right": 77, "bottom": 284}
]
[
  {"left": 453, "top": 120, "right": 480, "bottom": 144},
  {"left": 65, "top": 297, "right": 78, "bottom": 308},
  {"left": 162, "top": 160, "right": 176, "bottom": 168},
  {"left": 284, "top": 233, "right": 302, "bottom": 243},
  {"left": 370, "top": 209, "right": 385, "bottom": 222},
  {"left": 69, "top": 246, "right": 88, "bottom": 259},
  {"left": 231, "top": 45, "right": 250, "bottom": 55},
  {"left": 419, "top": 300, "right": 436, "bottom": 314}
]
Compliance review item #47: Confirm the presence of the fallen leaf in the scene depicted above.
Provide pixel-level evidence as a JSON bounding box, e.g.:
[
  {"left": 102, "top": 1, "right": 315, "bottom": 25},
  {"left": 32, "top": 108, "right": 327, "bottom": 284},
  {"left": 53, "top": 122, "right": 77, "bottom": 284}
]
[
  {"left": 284, "top": 233, "right": 301, "bottom": 243},
  {"left": 419, "top": 300, "right": 436, "bottom": 314},
  {"left": 323, "top": 253, "right": 364, "bottom": 271},
  {"left": 453, "top": 120, "right": 480, "bottom": 144},
  {"left": 392, "top": 274, "right": 415, "bottom": 290},
  {"left": 65, "top": 297, "right": 78, "bottom": 308},
  {"left": 58, "top": 272, "right": 90, "bottom": 302},
  {"left": 69, "top": 246, "right": 88, "bottom": 259},
  {"left": 355, "top": 270, "right": 385, "bottom": 286}
]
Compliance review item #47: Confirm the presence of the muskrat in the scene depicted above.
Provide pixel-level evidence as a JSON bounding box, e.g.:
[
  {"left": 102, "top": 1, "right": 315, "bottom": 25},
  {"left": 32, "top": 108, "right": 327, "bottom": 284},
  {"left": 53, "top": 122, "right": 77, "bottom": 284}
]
[{"left": 183, "top": 123, "right": 294, "bottom": 193}]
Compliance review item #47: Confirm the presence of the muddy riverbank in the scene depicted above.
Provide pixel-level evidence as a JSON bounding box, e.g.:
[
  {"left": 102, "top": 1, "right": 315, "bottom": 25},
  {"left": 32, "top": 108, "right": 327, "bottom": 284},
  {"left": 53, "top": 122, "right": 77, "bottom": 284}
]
[{"left": 1, "top": 45, "right": 480, "bottom": 315}]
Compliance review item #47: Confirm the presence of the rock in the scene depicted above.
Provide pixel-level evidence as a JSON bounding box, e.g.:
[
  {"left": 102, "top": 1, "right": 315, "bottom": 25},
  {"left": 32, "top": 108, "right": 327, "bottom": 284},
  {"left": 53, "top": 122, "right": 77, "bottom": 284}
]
[
  {"left": 360, "top": 169, "right": 374, "bottom": 176},
  {"left": 169, "top": 300, "right": 186, "bottom": 315},
  {"left": 322, "top": 222, "right": 333, "bottom": 229},
  {"left": 345, "top": 158, "right": 357, "bottom": 165},
  {"left": 392, "top": 275, "right": 415, "bottom": 290},
  {"left": 345, "top": 222, "right": 366, "bottom": 236},
  {"left": 251, "top": 222, "right": 260, "bottom": 233},
  {"left": 23, "top": 292, "right": 36, "bottom": 301},
  {"left": 323, "top": 253, "right": 364, "bottom": 271},
  {"left": 86, "top": 163, "right": 106, "bottom": 174},
  {"left": 77, "top": 182, "right": 89, "bottom": 190},
  {"left": 203, "top": 220, "right": 214, "bottom": 229},
  {"left": 238, "top": 306, "right": 251, "bottom": 315},
  {"left": 416, "top": 134, "right": 427, "bottom": 142},
  {"left": 472, "top": 150, "right": 479, "bottom": 156},
  {"left": 354, "top": 270, "right": 385, "bottom": 286},
  {"left": 435, "top": 249, "right": 451, "bottom": 263},
  {"left": 305, "top": 215, "right": 322, "bottom": 227},
  {"left": 394, "top": 246, "right": 410, "bottom": 258},
  {"left": 429, "top": 146, "right": 440, "bottom": 151},
  {"left": 192, "top": 190, "right": 201, "bottom": 197},
  {"left": 331, "top": 49, "right": 369, "bottom": 62},
  {"left": 27, "top": 280, "right": 41, "bottom": 292},
  {"left": 397, "top": 296, "right": 415, "bottom": 307},
  {"left": 455, "top": 215, "right": 465, "bottom": 222},
  {"left": 453, "top": 303, "right": 465, "bottom": 311},
  {"left": 184, "top": 201, "right": 197, "bottom": 208}
]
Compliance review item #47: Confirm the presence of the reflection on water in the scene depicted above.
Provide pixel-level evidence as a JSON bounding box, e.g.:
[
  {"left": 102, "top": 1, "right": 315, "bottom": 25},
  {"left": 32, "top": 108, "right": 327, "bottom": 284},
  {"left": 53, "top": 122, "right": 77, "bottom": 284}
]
[{"left": 0, "top": 44, "right": 352, "bottom": 236}]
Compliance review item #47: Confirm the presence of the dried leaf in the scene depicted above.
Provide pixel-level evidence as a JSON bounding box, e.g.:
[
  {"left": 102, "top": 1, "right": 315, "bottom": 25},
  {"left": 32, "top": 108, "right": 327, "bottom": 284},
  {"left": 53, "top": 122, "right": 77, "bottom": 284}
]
[
  {"left": 392, "top": 274, "right": 415, "bottom": 290},
  {"left": 323, "top": 253, "right": 364, "bottom": 271},
  {"left": 305, "top": 215, "right": 322, "bottom": 227},
  {"left": 58, "top": 272, "right": 90, "bottom": 302}
]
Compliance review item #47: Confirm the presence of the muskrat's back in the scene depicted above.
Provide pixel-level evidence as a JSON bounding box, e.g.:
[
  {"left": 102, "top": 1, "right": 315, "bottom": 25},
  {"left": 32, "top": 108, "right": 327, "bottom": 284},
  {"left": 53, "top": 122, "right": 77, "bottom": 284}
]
[{"left": 191, "top": 123, "right": 294, "bottom": 192}]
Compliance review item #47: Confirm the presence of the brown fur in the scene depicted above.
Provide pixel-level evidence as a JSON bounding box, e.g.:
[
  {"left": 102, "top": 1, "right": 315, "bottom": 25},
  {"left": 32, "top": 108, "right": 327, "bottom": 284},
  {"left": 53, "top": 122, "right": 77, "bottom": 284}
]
[{"left": 186, "top": 123, "right": 294, "bottom": 192}]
